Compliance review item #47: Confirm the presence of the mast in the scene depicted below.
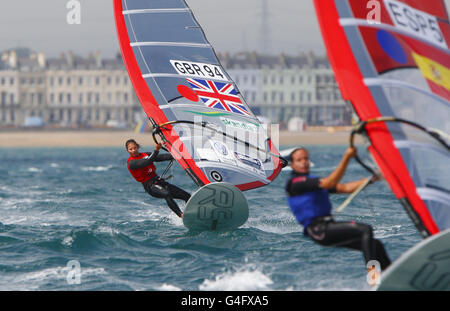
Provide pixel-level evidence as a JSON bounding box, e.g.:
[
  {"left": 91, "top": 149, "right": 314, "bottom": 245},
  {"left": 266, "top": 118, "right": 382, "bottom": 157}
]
[{"left": 259, "top": 0, "right": 271, "bottom": 54}]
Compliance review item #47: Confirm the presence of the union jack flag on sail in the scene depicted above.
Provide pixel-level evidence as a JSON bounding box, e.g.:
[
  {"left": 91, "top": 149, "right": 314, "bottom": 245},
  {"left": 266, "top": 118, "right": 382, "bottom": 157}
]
[{"left": 186, "top": 78, "right": 250, "bottom": 116}]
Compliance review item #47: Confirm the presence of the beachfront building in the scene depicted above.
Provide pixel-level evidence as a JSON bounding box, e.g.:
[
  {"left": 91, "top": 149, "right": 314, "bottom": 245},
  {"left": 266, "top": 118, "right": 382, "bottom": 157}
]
[
  {"left": 0, "top": 69, "right": 19, "bottom": 126},
  {"left": 0, "top": 48, "right": 351, "bottom": 129},
  {"left": 219, "top": 52, "right": 352, "bottom": 127},
  {"left": 0, "top": 48, "right": 140, "bottom": 128}
]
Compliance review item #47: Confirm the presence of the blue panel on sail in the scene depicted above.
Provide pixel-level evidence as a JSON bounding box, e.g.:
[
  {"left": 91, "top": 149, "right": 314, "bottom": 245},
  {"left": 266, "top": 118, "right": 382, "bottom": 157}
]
[
  {"left": 126, "top": 12, "right": 206, "bottom": 44},
  {"left": 123, "top": 0, "right": 186, "bottom": 10}
]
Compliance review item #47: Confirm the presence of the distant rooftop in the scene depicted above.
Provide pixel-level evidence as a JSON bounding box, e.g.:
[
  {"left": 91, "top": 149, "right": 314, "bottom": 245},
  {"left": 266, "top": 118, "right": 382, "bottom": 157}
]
[
  {"left": 217, "top": 51, "right": 330, "bottom": 70},
  {"left": 0, "top": 47, "right": 330, "bottom": 71},
  {"left": 0, "top": 47, "right": 125, "bottom": 71}
]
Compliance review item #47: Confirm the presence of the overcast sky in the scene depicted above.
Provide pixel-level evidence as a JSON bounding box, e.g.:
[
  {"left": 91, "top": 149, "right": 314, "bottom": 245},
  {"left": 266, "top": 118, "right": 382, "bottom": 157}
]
[{"left": 0, "top": 0, "right": 448, "bottom": 58}]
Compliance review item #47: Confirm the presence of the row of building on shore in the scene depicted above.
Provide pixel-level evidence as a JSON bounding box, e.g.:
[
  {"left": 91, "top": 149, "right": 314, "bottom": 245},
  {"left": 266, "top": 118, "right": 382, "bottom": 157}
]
[{"left": 0, "top": 47, "right": 352, "bottom": 130}]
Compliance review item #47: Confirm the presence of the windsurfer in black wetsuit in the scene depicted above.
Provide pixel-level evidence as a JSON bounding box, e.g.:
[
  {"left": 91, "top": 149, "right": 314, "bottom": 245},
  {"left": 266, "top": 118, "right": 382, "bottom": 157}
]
[
  {"left": 126, "top": 139, "right": 191, "bottom": 218},
  {"left": 285, "top": 147, "right": 391, "bottom": 271}
]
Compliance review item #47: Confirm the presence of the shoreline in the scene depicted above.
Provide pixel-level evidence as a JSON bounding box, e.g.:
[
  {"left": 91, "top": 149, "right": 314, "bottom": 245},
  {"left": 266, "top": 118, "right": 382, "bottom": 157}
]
[{"left": 0, "top": 129, "right": 363, "bottom": 147}]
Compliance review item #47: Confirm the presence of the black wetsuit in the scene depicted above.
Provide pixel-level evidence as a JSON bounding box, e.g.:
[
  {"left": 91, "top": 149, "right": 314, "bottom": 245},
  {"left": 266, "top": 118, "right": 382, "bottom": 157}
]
[
  {"left": 128, "top": 151, "right": 190, "bottom": 217},
  {"left": 286, "top": 172, "right": 391, "bottom": 270}
]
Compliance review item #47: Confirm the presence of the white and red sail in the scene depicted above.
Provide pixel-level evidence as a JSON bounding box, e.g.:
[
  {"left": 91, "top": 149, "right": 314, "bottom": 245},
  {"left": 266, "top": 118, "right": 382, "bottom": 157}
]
[{"left": 113, "top": 0, "right": 283, "bottom": 190}]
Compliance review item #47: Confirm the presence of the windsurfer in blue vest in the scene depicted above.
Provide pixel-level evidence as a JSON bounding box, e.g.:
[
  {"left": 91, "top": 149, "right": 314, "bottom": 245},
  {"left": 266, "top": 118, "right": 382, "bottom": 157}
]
[
  {"left": 126, "top": 139, "right": 191, "bottom": 218},
  {"left": 286, "top": 147, "right": 391, "bottom": 271}
]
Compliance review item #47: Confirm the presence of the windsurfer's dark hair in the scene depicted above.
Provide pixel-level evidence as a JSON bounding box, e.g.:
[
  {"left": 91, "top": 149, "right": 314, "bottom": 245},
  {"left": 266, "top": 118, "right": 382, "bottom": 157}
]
[
  {"left": 289, "top": 147, "right": 308, "bottom": 162},
  {"left": 125, "top": 139, "right": 140, "bottom": 150}
]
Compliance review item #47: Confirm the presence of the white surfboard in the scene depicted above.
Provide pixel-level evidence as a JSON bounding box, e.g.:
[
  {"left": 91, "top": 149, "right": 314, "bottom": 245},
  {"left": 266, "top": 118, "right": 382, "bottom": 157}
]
[
  {"left": 376, "top": 229, "right": 450, "bottom": 291},
  {"left": 183, "top": 182, "right": 249, "bottom": 231}
]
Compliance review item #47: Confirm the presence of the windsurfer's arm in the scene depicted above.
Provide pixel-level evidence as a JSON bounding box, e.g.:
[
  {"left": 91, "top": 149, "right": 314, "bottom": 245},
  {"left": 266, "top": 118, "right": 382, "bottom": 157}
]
[
  {"left": 142, "top": 143, "right": 173, "bottom": 162},
  {"left": 153, "top": 142, "right": 172, "bottom": 162},
  {"left": 154, "top": 153, "right": 174, "bottom": 162},
  {"left": 335, "top": 174, "right": 380, "bottom": 193},
  {"left": 319, "top": 147, "right": 356, "bottom": 190},
  {"left": 335, "top": 177, "right": 370, "bottom": 194},
  {"left": 128, "top": 151, "right": 159, "bottom": 170},
  {"left": 141, "top": 151, "right": 173, "bottom": 162}
]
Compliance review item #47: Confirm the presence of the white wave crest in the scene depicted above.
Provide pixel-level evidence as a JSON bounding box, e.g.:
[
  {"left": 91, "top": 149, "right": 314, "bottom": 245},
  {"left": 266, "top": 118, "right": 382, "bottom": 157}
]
[
  {"left": 27, "top": 167, "right": 43, "bottom": 173},
  {"left": 81, "top": 165, "right": 113, "bottom": 172},
  {"left": 157, "top": 283, "right": 182, "bottom": 291},
  {"left": 61, "top": 236, "right": 74, "bottom": 247},
  {"left": 246, "top": 212, "right": 301, "bottom": 234},
  {"left": 128, "top": 200, "right": 184, "bottom": 227},
  {"left": 94, "top": 225, "right": 121, "bottom": 236},
  {"left": 199, "top": 267, "right": 273, "bottom": 291}
]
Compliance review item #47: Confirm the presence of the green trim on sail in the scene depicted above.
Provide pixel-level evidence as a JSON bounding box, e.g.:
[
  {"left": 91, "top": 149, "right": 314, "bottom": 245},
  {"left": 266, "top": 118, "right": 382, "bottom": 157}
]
[
  {"left": 183, "top": 110, "right": 260, "bottom": 132},
  {"left": 183, "top": 110, "right": 231, "bottom": 117},
  {"left": 183, "top": 110, "right": 259, "bottom": 127}
]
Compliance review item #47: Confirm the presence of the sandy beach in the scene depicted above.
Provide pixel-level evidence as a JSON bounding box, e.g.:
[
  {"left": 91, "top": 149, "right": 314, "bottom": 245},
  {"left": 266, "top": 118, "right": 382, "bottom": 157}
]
[{"left": 0, "top": 128, "right": 364, "bottom": 147}]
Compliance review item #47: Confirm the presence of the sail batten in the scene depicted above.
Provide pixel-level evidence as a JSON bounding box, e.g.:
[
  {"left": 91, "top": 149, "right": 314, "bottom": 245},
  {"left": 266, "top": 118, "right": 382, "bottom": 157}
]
[
  {"left": 123, "top": 8, "right": 190, "bottom": 14},
  {"left": 130, "top": 42, "right": 211, "bottom": 48},
  {"left": 142, "top": 73, "right": 233, "bottom": 83}
]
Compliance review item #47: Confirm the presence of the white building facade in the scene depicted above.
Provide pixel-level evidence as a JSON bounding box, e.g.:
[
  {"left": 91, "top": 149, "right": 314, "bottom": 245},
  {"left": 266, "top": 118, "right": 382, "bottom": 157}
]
[{"left": 0, "top": 48, "right": 141, "bottom": 128}]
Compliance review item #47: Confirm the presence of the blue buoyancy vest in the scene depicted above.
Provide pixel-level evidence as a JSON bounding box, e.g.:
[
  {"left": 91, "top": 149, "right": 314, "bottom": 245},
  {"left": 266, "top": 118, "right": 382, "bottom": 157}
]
[{"left": 287, "top": 175, "right": 333, "bottom": 234}]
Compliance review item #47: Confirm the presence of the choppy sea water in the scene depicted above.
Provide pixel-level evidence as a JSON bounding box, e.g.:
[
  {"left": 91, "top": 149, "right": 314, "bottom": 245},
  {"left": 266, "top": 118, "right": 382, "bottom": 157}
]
[{"left": 0, "top": 145, "right": 422, "bottom": 291}]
